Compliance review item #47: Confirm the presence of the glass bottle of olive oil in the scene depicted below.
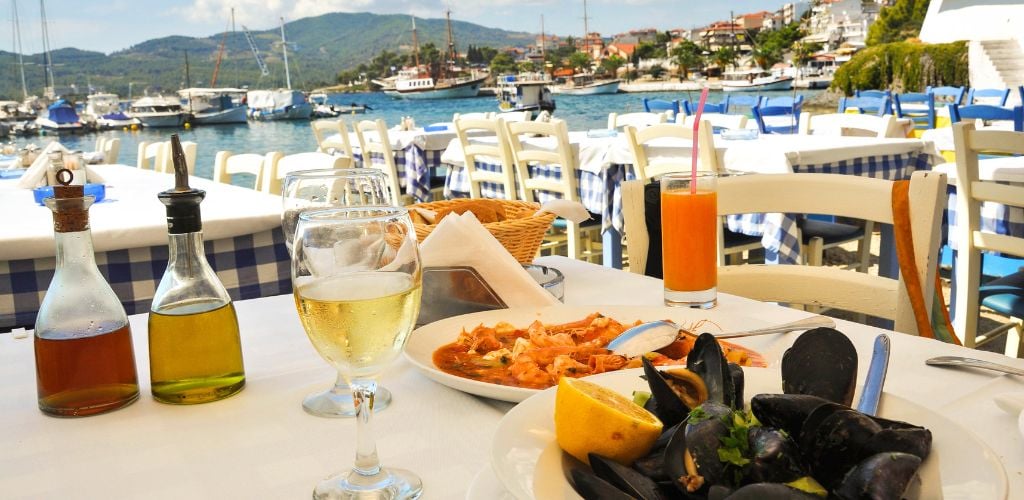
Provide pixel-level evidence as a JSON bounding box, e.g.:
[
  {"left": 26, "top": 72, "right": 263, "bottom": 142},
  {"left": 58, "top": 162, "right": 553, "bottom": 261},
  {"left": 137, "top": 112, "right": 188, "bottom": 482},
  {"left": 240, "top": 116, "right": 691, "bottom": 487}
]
[{"left": 149, "top": 135, "right": 245, "bottom": 404}]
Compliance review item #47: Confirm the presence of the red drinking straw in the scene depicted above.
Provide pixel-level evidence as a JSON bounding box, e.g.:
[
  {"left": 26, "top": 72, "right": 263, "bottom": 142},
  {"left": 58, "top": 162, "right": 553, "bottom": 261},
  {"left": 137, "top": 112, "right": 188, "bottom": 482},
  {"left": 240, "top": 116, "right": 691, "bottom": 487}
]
[{"left": 690, "top": 87, "right": 709, "bottom": 194}]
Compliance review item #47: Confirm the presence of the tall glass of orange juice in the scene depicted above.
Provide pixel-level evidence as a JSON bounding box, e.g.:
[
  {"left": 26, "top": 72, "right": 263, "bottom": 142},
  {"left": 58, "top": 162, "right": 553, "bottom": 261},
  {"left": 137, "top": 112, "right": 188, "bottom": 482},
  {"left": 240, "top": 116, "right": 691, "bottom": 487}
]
[{"left": 661, "top": 173, "right": 717, "bottom": 308}]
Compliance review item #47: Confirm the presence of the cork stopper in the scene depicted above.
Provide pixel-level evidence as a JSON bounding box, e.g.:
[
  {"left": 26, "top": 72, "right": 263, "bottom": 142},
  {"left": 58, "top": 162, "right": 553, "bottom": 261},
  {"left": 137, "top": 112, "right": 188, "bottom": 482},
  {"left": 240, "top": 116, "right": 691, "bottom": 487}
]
[{"left": 47, "top": 169, "right": 92, "bottom": 233}]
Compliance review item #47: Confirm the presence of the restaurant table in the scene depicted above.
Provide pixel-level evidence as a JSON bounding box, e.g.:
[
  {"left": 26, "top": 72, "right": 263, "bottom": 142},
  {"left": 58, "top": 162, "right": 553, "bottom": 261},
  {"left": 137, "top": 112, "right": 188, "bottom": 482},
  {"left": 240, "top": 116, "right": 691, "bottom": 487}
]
[
  {"left": 2, "top": 255, "right": 1022, "bottom": 499},
  {"left": 441, "top": 133, "right": 940, "bottom": 268},
  {"left": 0, "top": 164, "right": 290, "bottom": 330}
]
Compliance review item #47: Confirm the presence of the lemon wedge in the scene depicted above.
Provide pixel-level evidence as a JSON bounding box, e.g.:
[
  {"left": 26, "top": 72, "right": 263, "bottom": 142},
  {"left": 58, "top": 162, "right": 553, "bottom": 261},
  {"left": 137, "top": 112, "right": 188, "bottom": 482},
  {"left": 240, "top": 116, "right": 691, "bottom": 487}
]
[{"left": 555, "top": 377, "right": 663, "bottom": 465}]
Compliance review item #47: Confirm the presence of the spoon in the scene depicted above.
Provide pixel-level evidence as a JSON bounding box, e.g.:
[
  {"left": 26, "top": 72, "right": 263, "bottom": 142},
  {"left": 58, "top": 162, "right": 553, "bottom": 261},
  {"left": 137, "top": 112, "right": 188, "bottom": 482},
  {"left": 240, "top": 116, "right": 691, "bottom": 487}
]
[
  {"left": 925, "top": 356, "right": 1024, "bottom": 376},
  {"left": 606, "top": 315, "right": 835, "bottom": 357}
]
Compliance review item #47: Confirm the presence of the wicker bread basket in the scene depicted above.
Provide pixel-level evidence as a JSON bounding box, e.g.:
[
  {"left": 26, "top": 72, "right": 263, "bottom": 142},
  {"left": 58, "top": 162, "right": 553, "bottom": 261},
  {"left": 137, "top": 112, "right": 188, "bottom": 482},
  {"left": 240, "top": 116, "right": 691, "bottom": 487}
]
[{"left": 408, "top": 199, "right": 556, "bottom": 264}]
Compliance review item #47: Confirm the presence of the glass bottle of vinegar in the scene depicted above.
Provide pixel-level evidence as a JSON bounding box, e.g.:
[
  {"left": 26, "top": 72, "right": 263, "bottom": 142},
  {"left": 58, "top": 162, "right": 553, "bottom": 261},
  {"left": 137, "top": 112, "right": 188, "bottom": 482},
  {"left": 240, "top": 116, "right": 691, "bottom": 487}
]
[
  {"left": 35, "top": 177, "right": 140, "bottom": 417},
  {"left": 148, "top": 135, "right": 245, "bottom": 404}
]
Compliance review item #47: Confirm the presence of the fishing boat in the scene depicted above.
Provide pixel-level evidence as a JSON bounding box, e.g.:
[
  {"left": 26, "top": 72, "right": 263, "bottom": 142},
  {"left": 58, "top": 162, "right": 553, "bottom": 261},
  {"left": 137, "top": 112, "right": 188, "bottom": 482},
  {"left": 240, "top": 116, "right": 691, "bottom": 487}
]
[
  {"left": 309, "top": 93, "right": 369, "bottom": 118},
  {"left": 35, "top": 99, "right": 85, "bottom": 134},
  {"left": 129, "top": 95, "right": 187, "bottom": 128},
  {"left": 496, "top": 73, "right": 556, "bottom": 118},
  {"left": 386, "top": 13, "right": 485, "bottom": 100},
  {"left": 548, "top": 74, "right": 620, "bottom": 95},
  {"left": 721, "top": 69, "right": 794, "bottom": 92},
  {"left": 84, "top": 93, "right": 136, "bottom": 129},
  {"left": 248, "top": 18, "right": 312, "bottom": 121},
  {"left": 179, "top": 88, "right": 248, "bottom": 125}
]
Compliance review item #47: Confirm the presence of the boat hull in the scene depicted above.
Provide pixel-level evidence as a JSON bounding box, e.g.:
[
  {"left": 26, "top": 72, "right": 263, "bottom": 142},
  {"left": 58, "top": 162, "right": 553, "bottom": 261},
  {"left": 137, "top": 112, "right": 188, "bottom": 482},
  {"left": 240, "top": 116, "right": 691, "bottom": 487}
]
[
  {"left": 549, "top": 80, "right": 620, "bottom": 95},
  {"left": 135, "top": 112, "right": 186, "bottom": 128},
  {"left": 35, "top": 118, "right": 84, "bottom": 134},
  {"left": 721, "top": 77, "right": 794, "bottom": 92},
  {"left": 192, "top": 105, "right": 249, "bottom": 125},
  {"left": 391, "top": 78, "right": 484, "bottom": 100},
  {"left": 96, "top": 118, "right": 137, "bottom": 129},
  {"left": 250, "top": 103, "right": 313, "bottom": 121}
]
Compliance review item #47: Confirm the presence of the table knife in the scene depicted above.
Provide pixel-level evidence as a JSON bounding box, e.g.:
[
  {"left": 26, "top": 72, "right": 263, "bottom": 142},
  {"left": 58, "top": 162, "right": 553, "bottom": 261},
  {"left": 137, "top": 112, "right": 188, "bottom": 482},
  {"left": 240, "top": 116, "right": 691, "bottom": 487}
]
[{"left": 856, "top": 334, "right": 891, "bottom": 416}]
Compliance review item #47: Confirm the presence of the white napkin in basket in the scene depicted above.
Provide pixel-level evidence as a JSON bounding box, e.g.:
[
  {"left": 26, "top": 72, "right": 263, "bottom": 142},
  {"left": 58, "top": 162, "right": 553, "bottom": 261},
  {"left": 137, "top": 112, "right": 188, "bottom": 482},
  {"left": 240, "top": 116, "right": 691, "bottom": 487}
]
[
  {"left": 16, "top": 141, "right": 106, "bottom": 189},
  {"left": 420, "top": 212, "right": 559, "bottom": 307}
]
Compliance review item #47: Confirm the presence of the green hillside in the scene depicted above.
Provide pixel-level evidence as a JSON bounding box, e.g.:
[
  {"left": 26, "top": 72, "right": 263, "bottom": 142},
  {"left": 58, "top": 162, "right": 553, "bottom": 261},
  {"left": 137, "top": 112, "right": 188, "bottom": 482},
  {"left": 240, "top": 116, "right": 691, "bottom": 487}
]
[{"left": 0, "top": 12, "right": 534, "bottom": 100}]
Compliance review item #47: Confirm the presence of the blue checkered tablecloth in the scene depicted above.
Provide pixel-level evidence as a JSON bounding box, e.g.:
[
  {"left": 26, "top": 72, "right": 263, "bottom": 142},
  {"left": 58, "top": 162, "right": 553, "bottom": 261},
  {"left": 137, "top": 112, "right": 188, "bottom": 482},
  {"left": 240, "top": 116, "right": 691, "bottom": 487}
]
[
  {"left": 355, "top": 146, "right": 445, "bottom": 203},
  {"left": 725, "top": 150, "right": 936, "bottom": 264},
  {"left": 944, "top": 185, "right": 1024, "bottom": 252},
  {"left": 0, "top": 228, "right": 291, "bottom": 330}
]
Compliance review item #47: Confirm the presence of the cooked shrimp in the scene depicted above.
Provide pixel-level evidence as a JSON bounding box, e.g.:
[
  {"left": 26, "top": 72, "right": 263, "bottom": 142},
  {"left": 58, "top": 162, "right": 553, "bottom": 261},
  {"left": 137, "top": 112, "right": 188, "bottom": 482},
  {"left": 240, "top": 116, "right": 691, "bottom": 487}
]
[
  {"left": 546, "top": 354, "right": 591, "bottom": 379},
  {"left": 588, "top": 354, "right": 628, "bottom": 374},
  {"left": 509, "top": 355, "right": 551, "bottom": 388}
]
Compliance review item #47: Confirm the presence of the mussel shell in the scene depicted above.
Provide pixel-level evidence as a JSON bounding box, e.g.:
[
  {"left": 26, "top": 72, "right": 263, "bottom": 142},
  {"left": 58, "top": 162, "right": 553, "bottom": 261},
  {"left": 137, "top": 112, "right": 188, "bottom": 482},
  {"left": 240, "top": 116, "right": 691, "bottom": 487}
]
[
  {"left": 744, "top": 427, "right": 808, "bottom": 484},
  {"left": 750, "top": 394, "right": 833, "bottom": 438},
  {"left": 800, "top": 409, "right": 883, "bottom": 489},
  {"left": 687, "top": 333, "right": 736, "bottom": 408},
  {"left": 642, "top": 357, "right": 691, "bottom": 428},
  {"left": 722, "top": 483, "right": 824, "bottom": 499},
  {"left": 833, "top": 452, "right": 923, "bottom": 500},
  {"left": 864, "top": 427, "right": 932, "bottom": 460},
  {"left": 781, "top": 327, "right": 858, "bottom": 406},
  {"left": 663, "top": 407, "right": 732, "bottom": 495},
  {"left": 589, "top": 453, "right": 666, "bottom": 500},
  {"left": 570, "top": 468, "right": 635, "bottom": 500},
  {"left": 728, "top": 363, "right": 745, "bottom": 409}
]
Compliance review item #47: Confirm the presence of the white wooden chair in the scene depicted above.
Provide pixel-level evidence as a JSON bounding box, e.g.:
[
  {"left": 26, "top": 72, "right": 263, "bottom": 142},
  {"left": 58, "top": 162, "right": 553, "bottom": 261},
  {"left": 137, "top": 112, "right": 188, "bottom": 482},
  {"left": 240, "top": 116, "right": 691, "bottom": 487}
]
[
  {"left": 716, "top": 171, "right": 946, "bottom": 335},
  {"left": 620, "top": 179, "right": 763, "bottom": 275},
  {"left": 353, "top": 118, "right": 411, "bottom": 205},
  {"left": 951, "top": 122, "right": 1024, "bottom": 356},
  {"left": 95, "top": 137, "right": 120, "bottom": 164},
  {"left": 499, "top": 111, "right": 532, "bottom": 123},
  {"left": 607, "top": 112, "right": 667, "bottom": 130},
  {"left": 453, "top": 117, "right": 518, "bottom": 200},
  {"left": 453, "top": 112, "right": 494, "bottom": 121},
  {"left": 506, "top": 118, "right": 601, "bottom": 261},
  {"left": 212, "top": 151, "right": 267, "bottom": 190},
  {"left": 136, "top": 141, "right": 163, "bottom": 170},
  {"left": 137, "top": 140, "right": 197, "bottom": 174},
  {"left": 624, "top": 122, "right": 720, "bottom": 183},
  {"left": 678, "top": 113, "right": 748, "bottom": 131},
  {"left": 798, "top": 112, "right": 902, "bottom": 138},
  {"left": 311, "top": 119, "right": 356, "bottom": 165},
  {"left": 261, "top": 151, "right": 347, "bottom": 195}
]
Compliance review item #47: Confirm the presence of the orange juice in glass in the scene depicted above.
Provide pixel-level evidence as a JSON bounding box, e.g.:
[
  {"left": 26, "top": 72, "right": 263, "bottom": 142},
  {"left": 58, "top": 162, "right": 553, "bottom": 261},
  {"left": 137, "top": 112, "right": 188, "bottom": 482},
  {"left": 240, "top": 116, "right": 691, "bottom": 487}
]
[{"left": 661, "top": 173, "right": 717, "bottom": 308}]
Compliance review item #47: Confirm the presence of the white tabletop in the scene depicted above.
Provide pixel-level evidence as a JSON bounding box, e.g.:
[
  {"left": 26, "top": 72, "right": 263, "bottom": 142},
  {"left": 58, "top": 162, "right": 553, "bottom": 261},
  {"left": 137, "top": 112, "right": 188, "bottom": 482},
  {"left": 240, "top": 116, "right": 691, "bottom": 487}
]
[
  {"left": 0, "top": 165, "right": 282, "bottom": 261},
  {"left": 327, "top": 127, "right": 461, "bottom": 153},
  {"left": 3, "top": 256, "right": 1022, "bottom": 499}
]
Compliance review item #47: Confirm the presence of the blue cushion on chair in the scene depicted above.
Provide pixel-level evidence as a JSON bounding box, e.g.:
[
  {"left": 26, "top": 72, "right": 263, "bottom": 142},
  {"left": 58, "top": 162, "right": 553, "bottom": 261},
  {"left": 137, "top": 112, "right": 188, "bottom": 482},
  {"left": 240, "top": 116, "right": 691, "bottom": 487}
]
[
  {"left": 797, "top": 219, "right": 864, "bottom": 245},
  {"left": 980, "top": 271, "right": 1024, "bottom": 318},
  {"left": 552, "top": 213, "right": 602, "bottom": 229}
]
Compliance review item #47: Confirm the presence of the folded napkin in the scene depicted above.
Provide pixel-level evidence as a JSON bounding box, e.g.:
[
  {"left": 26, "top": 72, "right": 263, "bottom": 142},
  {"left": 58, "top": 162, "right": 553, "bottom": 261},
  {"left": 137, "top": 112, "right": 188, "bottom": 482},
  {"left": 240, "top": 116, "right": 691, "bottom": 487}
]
[
  {"left": 420, "top": 212, "right": 559, "bottom": 307},
  {"left": 16, "top": 141, "right": 105, "bottom": 188}
]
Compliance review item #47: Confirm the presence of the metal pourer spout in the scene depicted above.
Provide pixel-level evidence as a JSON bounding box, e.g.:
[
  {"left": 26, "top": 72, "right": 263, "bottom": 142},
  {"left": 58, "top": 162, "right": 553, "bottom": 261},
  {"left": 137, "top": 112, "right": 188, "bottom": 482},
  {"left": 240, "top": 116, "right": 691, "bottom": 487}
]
[
  {"left": 158, "top": 134, "right": 206, "bottom": 234},
  {"left": 170, "top": 134, "right": 190, "bottom": 192}
]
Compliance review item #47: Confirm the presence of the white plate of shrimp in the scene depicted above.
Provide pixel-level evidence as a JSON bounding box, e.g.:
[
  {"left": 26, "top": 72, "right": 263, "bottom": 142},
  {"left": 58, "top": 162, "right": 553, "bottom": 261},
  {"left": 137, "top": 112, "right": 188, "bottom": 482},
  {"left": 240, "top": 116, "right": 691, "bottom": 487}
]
[{"left": 404, "top": 305, "right": 780, "bottom": 403}]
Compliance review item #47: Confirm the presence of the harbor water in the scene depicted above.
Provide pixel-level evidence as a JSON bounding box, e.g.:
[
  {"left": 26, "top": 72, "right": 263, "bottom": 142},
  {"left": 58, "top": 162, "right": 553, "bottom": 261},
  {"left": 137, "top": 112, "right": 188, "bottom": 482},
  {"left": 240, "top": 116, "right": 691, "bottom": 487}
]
[{"left": 5, "top": 89, "right": 823, "bottom": 188}]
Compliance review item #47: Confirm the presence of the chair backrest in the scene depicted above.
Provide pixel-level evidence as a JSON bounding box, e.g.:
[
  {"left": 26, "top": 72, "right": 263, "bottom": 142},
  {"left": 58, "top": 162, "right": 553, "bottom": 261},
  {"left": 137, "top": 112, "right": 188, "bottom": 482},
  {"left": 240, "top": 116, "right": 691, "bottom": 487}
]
[
  {"left": 949, "top": 104, "right": 1024, "bottom": 131},
  {"left": 752, "top": 105, "right": 800, "bottom": 134},
  {"left": 680, "top": 113, "right": 747, "bottom": 131},
  {"left": 453, "top": 117, "right": 518, "bottom": 199},
  {"left": 261, "top": 151, "right": 348, "bottom": 195},
  {"left": 137, "top": 140, "right": 197, "bottom": 174},
  {"left": 624, "top": 121, "right": 719, "bottom": 183},
  {"left": 684, "top": 97, "right": 729, "bottom": 115},
  {"left": 838, "top": 95, "right": 891, "bottom": 116},
  {"left": 726, "top": 95, "right": 761, "bottom": 113},
  {"left": 213, "top": 151, "right": 266, "bottom": 189},
  {"left": 353, "top": 118, "right": 404, "bottom": 203},
  {"left": 950, "top": 122, "right": 1024, "bottom": 344},
  {"left": 855, "top": 89, "right": 890, "bottom": 99},
  {"left": 621, "top": 180, "right": 650, "bottom": 275},
  {"left": 453, "top": 112, "right": 494, "bottom": 121},
  {"left": 893, "top": 92, "right": 936, "bottom": 129},
  {"left": 643, "top": 98, "right": 680, "bottom": 116},
  {"left": 967, "top": 88, "right": 1010, "bottom": 106},
  {"left": 717, "top": 171, "right": 946, "bottom": 335},
  {"left": 798, "top": 112, "right": 901, "bottom": 138},
  {"left": 927, "top": 85, "right": 966, "bottom": 105},
  {"left": 607, "top": 112, "right": 667, "bottom": 130},
  {"left": 761, "top": 95, "right": 804, "bottom": 108},
  {"left": 499, "top": 110, "right": 532, "bottom": 123},
  {"left": 311, "top": 119, "right": 355, "bottom": 160},
  {"left": 136, "top": 141, "right": 161, "bottom": 170},
  {"left": 100, "top": 137, "right": 120, "bottom": 164},
  {"left": 506, "top": 118, "right": 579, "bottom": 202}
]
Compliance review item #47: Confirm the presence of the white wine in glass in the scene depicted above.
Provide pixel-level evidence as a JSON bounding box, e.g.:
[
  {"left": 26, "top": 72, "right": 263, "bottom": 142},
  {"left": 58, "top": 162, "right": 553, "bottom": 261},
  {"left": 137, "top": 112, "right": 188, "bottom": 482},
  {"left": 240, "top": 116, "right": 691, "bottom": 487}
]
[
  {"left": 282, "top": 168, "right": 395, "bottom": 418},
  {"left": 293, "top": 206, "right": 423, "bottom": 499}
]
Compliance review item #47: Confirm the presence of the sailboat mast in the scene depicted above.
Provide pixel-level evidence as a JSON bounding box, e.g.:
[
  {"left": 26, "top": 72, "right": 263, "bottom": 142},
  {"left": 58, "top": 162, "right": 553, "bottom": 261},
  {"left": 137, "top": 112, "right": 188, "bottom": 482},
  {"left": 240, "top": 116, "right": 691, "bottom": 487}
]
[
  {"left": 39, "top": 0, "right": 54, "bottom": 93},
  {"left": 211, "top": 17, "right": 230, "bottom": 86},
  {"left": 280, "top": 17, "right": 291, "bottom": 90},
  {"left": 582, "top": 0, "right": 590, "bottom": 58},
  {"left": 540, "top": 15, "right": 546, "bottom": 65},
  {"left": 446, "top": 10, "right": 457, "bottom": 69},
  {"left": 12, "top": 0, "right": 28, "bottom": 99},
  {"left": 411, "top": 16, "right": 421, "bottom": 73}
]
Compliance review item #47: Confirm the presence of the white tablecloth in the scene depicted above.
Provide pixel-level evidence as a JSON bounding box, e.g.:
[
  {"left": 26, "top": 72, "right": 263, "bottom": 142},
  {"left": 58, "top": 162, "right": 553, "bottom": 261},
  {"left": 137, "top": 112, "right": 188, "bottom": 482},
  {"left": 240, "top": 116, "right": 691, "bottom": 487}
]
[
  {"left": 326, "top": 127, "right": 460, "bottom": 153},
  {"left": 3, "top": 256, "right": 1022, "bottom": 498},
  {"left": 722, "top": 135, "right": 942, "bottom": 173},
  {"left": 0, "top": 165, "right": 282, "bottom": 261}
]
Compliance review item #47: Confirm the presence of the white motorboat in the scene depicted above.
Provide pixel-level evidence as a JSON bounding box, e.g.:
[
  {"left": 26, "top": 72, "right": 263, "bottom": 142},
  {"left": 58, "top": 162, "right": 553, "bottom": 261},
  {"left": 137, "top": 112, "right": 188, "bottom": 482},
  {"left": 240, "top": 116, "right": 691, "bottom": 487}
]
[
  {"left": 130, "top": 96, "right": 186, "bottom": 128},
  {"left": 721, "top": 70, "right": 794, "bottom": 92},
  {"left": 548, "top": 74, "right": 621, "bottom": 95},
  {"left": 496, "top": 73, "right": 556, "bottom": 118},
  {"left": 247, "top": 89, "right": 312, "bottom": 121},
  {"left": 85, "top": 93, "right": 136, "bottom": 129},
  {"left": 385, "top": 13, "right": 484, "bottom": 100},
  {"left": 35, "top": 99, "right": 85, "bottom": 134},
  {"left": 179, "top": 88, "right": 248, "bottom": 125}
]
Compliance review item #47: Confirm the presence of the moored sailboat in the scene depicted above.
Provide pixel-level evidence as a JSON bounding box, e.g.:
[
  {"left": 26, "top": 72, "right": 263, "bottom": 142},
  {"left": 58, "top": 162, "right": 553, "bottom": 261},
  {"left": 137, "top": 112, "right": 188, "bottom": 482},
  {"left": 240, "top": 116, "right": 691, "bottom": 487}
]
[{"left": 386, "top": 13, "right": 485, "bottom": 100}]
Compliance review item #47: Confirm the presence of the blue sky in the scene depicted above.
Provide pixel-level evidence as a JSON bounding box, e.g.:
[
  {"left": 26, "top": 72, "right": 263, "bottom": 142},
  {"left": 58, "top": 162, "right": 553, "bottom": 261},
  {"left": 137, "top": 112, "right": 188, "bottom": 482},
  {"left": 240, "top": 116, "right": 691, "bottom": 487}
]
[{"left": 6, "top": 0, "right": 796, "bottom": 55}]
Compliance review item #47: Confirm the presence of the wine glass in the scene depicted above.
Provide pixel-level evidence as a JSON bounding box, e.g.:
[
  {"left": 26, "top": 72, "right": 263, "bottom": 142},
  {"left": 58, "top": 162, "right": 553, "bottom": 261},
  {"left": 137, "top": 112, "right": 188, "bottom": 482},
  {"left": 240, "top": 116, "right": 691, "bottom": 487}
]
[
  {"left": 282, "top": 168, "right": 395, "bottom": 418},
  {"left": 292, "top": 206, "right": 423, "bottom": 499}
]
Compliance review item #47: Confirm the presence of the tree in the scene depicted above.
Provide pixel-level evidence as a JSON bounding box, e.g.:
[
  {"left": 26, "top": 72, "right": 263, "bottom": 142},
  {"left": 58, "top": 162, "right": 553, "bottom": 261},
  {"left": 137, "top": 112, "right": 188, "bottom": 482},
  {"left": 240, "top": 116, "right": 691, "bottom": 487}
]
[
  {"left": 648, "top": 65, "right": 667, "bottom": 79},
  {"left": 518, "top": 60, "right": 538, "bottom": 73},
  {"left": 489, "top": 53, "right": 517, "bottom": 75},
  {"left": 867, "top": 0, "right": 930, "bottom": 46},
  {"left": 749, "top": 45, "right": 782, "bottom": 69},
  {"left": 568, "top": 51, "right": 591, "bottom": 72},
  {"left": 712, "top": 47, "right": 737, "bottom": 71},
  {"left": 599, "top": 55, "right": 626, "bottom": 76},
  {"left": 671, "top": 40, "right": 704, "bottom": 79},
  {"left": 793, "top": 41, "right": 823, "bottom": 68}
]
